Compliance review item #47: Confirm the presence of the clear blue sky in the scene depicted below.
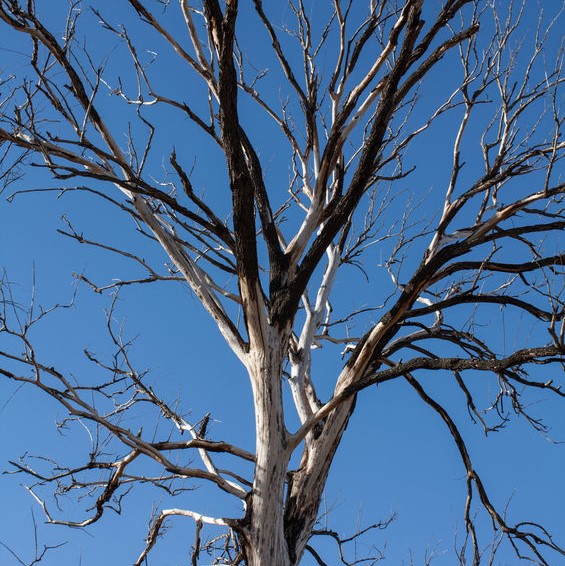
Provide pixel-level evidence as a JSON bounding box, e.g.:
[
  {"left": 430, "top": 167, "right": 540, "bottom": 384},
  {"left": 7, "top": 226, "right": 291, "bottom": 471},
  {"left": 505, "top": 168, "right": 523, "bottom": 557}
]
[{"left": 1, "top": 2, "right": 564, "bottom": 565}]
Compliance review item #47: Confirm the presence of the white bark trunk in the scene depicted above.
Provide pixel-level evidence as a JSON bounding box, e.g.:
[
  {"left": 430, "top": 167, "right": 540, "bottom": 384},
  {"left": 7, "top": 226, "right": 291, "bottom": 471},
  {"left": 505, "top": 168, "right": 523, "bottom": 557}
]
[{"left": 242, "top": 327, "right": 292, "bottom": 565}]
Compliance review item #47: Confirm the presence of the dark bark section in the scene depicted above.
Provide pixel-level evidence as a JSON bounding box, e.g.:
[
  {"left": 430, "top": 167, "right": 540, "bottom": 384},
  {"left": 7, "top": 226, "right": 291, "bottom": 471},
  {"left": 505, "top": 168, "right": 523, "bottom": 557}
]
[
  {"left": 206, "top": 0, "right": 290, "bottom": 337},
  {"left": 238, "top": 128, "right": 289, "bottom": 295},
  {"left": 272, "top": 1, "right": 426, "bottom": 328},
  {"left": 207, "top": 0, "right": 259, "bottom": 288}
]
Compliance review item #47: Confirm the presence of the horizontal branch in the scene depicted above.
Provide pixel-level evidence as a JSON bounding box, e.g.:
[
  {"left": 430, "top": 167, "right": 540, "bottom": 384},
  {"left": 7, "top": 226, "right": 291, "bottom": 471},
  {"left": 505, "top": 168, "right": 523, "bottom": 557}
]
[
  {"left": 290, "top": 345, "right": 564, "bottom": 449},
  {"left": 432, "top": 253, "right": 565, "bottom": 284},
  {"left": 404, "top": 292, "right": 562, "bottom": 323},
  {"left": 151, "top": 439, "right": 255, "bottom": 462}
]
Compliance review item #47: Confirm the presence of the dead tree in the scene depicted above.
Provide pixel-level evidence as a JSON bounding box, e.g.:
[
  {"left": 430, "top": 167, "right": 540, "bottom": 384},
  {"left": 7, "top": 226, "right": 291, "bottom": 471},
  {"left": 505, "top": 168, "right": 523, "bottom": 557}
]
[{"left": 0, "top": 1, "right": 564, "bottom": 564}]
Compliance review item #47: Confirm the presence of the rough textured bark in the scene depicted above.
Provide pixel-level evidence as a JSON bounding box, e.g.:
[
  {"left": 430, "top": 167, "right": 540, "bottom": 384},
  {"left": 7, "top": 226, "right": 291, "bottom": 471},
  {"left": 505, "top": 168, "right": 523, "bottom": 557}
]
[
  {"left": 284, "top": 398, "right": 356, "bottom": 564},
  {"left": 242, "top": 334, "right": 291, "bottom": 565}
]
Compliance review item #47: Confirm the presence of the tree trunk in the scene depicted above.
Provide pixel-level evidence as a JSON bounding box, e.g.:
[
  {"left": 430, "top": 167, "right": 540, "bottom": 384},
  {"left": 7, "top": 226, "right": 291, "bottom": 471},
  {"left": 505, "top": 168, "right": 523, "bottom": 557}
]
[
  {"left": 283, "top": 398, "right": 356, "bottom": 564},
  {"left": 240, "top": 317, "right": 358, "bottom": 564},
  {"left": 241, "top": 329, "right": 292, "bottom": 565}
]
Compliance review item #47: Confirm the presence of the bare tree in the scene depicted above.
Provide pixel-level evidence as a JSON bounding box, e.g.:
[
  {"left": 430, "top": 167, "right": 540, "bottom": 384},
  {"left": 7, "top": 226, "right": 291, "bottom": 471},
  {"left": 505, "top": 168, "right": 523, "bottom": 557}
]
[{"left": 0, "top": 0, "right": 563, "bottom": 564}]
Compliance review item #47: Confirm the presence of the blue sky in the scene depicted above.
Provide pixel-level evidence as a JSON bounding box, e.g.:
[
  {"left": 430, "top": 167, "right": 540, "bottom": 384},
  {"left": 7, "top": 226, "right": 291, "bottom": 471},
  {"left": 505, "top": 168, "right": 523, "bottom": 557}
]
[{"left": 1, "top": 1, "right": 564, "bottom": 565}]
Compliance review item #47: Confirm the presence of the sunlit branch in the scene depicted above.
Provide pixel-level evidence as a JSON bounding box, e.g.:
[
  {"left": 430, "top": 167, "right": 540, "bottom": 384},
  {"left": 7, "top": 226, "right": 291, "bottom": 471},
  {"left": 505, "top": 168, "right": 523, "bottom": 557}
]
[{"left": 134, "top": 508, "right": 230, "bottom": 566}]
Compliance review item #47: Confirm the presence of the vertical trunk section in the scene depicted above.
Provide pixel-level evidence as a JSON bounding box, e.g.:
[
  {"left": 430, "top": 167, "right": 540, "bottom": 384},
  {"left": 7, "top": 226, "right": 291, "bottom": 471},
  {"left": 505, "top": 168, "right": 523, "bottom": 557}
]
[
  {"left": 284, "top": 398, "right": 356, "bottom": 564},
  {"left": 241, "top": 328, "right": 292, "bottom": 565}
]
